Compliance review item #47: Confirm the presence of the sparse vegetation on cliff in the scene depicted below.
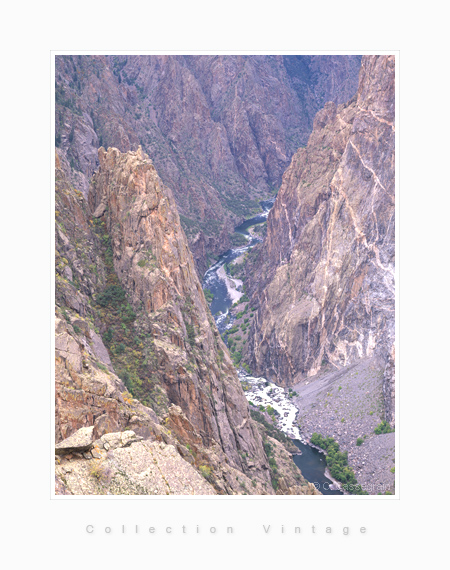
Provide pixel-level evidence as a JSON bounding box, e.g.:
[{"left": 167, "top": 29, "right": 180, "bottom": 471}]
[
  {"left": 250, "top": 410, "right": 293, "bottom": 447},
  {"left": 203, "top": 288, "right": 214, "bottom": 303},
  {"left": 91, "top": 217, "right": 166, "bottom": 413}
]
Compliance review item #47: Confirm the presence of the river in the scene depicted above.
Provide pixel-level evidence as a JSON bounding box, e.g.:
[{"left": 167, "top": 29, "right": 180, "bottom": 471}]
[
  {"left": 202, "top": 199, "right": 274, "bottom": 333},
  {"left": 201, "top": 200, "right": 343, "bottom": 495}
]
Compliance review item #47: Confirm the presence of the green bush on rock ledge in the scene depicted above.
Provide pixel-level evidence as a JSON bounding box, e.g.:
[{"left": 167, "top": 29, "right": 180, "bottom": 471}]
[{"left": 199, "top": 465, "right": 213, "bottom": 482}]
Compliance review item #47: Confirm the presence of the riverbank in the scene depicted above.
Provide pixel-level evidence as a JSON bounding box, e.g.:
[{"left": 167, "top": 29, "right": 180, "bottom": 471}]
[
  {"left": 301, "top": 443, "right": 346, "bottom": 491},
  {"left": 201, "top": 198, "right": 348, "bottom": 495},
  {"left": 324, "top": 467, "right": 347, "bottom": 494},
  {"left": 216, "top": 264, "right": 243, "bottom": 304},
  {"left": 292, "top": 357, "right": 395, "bottom": 494}
]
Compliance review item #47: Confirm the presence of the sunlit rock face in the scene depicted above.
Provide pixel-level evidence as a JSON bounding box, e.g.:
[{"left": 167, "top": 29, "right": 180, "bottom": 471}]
[
  {"left": 55, "top": 148, "right": 276, "bottom": 494},
  {"left": 245, "top": 55, "right": 395, "bottom": 423}
]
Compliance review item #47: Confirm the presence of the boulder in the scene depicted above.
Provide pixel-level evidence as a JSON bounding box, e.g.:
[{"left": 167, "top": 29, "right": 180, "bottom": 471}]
[{"left": 55, "top": 426, "right": 94, "bottom": 455}]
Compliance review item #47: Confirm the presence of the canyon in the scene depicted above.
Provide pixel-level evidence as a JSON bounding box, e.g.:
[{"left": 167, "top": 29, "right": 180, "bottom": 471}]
[
  {"left": 54, "top": 54, "right": 395, "bottom": 496},
  {"left": 55, "top": 55, "right": 361, "bottom": 273},
  {"left": 55, "top": 146, "right": 318, "bottom": 495}
]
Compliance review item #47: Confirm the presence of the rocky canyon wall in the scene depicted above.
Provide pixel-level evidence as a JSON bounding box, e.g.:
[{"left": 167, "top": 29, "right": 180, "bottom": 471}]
[
  {"left": 245, "top": 55, "right": 395, "bottom": 424},
  {"left": 55, "top": 55, "right": 361, "bottom": 272},
  {"left": 55, "top": 148, "right": 277, "bottom": 493}
]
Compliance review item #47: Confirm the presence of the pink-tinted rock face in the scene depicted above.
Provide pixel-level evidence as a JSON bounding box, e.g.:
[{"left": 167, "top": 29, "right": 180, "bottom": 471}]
[
  {"left": 55, "top": 148, "right": 275, "bottom": 493},
  {"left": 55, "top": 55, "right": 361, "bottom": 272},
  {"left": 245, "top": 56, "right": 395, "bottom": 423}
]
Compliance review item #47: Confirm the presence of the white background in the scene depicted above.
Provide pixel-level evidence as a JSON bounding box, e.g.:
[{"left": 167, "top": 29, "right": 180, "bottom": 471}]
[{"left": 2, "top": 1, "right": 448, "bottom": 568}]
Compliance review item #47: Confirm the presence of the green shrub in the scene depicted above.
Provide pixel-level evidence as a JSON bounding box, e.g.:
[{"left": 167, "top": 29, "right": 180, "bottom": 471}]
[
  {"left": 266, "top": 405, "right": 279, "bottom": 419},
  {"left": 356, "top": 438, "right": 364, "bottom": 446},
  {"left": 310, "top": 433, "right": 367, "bottom": 495},
  {"left": 374, "top": 421, "right": 394, "bottom": 435},
  {"left": 199, "top": 465, "right": 213, "bottom": 482},
  {"left": 186, "top": 323, "right": 196, "bottom": 347},
  {"left": 97, "top": 285, "right": 126, "bottom": 307},
  {"left": 232, "top": 351, "right": 242, "bottom": 365},
  {"left": 104, "top": 328, "right": 113, "bottom": 342},
  {"left": 263, "top": 441, "right": 273, "bottom": 457},
  {"left": 122, "top": 303, "right": 136, "bottom": 323},
  {"left": 203, "top": 288, "right": 214, "bottom": 303}
]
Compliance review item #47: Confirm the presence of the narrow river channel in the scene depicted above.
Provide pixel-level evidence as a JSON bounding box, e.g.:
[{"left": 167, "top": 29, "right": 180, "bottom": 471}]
[{"left": 201, "top": 200, "right": 343, "bottom": 495}]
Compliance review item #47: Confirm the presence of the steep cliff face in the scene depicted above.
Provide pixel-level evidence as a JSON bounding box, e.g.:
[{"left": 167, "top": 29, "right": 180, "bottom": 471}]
[
  {"left": 89, "top": 146, "right": 272, "bottom": 470},
  {"left": 283, "top": 55, "right": 365, "bottom": 132},
  {"left": 55, "top": 55, "right": 361, "bottom": 272},
  {"left": 245, "top": 56, "right": 395, "bottom": 424},
  {"left": 55, "top": 148, "right": 278, "bottom": 494}
]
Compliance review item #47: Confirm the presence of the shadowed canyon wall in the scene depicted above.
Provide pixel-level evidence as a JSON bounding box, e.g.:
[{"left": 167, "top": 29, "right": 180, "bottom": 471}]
[{"left": 55, "top": 55, "right": 361, "bottom": 272}]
